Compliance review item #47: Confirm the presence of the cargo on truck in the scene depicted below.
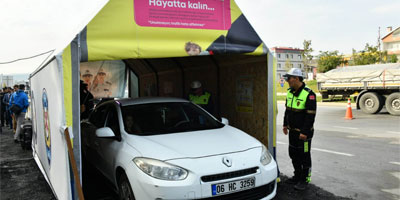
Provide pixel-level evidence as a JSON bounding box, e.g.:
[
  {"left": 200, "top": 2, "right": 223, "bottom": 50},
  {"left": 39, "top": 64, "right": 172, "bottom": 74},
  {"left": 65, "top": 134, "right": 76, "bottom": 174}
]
[{"left": 317, "top": 63, "right": 400, "bottom": 115}]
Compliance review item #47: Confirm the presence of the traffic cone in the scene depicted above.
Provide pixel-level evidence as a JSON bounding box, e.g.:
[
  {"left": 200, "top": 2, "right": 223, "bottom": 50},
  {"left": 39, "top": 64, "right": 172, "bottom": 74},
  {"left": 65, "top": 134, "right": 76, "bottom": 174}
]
[{"left": 345, "top": 98, "right": 353, "bottom": 120}]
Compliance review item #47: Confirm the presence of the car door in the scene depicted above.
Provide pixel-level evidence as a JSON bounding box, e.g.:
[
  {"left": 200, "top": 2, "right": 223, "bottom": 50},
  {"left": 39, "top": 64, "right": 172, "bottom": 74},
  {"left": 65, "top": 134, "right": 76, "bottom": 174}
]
[
  {"left": 83, "top": 104, "right": 108, "bottom": 168},
  {"left": 96, "top": 104, "right": 122, "bottom": 181}
]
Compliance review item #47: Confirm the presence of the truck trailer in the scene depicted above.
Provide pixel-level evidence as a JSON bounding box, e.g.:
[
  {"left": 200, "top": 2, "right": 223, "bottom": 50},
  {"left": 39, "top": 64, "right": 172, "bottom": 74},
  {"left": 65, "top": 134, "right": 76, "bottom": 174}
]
[{"left": 317, "top": 63, "right": 400, "bottom": 115}]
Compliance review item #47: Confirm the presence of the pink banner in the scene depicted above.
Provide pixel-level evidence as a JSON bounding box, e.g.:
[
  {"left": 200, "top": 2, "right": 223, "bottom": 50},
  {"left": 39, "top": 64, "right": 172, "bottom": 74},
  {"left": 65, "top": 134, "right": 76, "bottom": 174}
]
[{"left": 134, "top": 0, "right": 231, "bottom": 30}]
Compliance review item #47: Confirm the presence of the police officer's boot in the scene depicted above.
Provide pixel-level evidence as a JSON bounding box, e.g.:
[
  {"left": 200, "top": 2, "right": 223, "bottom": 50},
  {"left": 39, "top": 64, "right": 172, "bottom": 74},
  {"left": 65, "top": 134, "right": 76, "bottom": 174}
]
[
  {"left": 294, "top": 181, "right": 308, "bottom": 190},
  {"left": 294, "top": 171, "right": 309, "bottom": 190},
  {"left": 286, "top": 171, "right": 300, "bottom": 184}
]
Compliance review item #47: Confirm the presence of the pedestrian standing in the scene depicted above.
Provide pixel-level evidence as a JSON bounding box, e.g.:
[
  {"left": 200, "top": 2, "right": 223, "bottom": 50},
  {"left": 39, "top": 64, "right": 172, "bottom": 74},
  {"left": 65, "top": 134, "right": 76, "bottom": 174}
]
[
  {"left": 3, "top": 87, "right": 12, "bottom": 129},
  {"left": 10, "top": 85, "right": 19, "bottom": 133},
  {"left": 80, "top": 80, "right": 94, "bottom": 120},
  {"left": 0, "top": 88, "right": 3, "bottom": 134},
  {"left": 12, "top": 84, "right": 29, "bottom": 143},
  {"left": 0, "top": 88, "right": 5, "bottom": 127},
  {"left": 282, "top": 68, "right": 317, "bottom": 190}
]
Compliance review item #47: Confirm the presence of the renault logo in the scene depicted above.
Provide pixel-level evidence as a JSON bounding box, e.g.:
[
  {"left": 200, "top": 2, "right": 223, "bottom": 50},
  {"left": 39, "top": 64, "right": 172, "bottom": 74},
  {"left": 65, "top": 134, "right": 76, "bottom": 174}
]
[{"left": 222, "top": 157, "right": 232, "bottom": 167}]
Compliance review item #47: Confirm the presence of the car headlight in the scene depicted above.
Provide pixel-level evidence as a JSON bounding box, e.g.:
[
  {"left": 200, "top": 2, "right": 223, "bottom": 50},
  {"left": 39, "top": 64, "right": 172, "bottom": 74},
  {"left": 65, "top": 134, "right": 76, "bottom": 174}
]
[
  {"left": 133, "top": 157, "right": 188, "bottom": 181},
  {"left": 260, "top": 145, "right": 272, "bottom": 166}
]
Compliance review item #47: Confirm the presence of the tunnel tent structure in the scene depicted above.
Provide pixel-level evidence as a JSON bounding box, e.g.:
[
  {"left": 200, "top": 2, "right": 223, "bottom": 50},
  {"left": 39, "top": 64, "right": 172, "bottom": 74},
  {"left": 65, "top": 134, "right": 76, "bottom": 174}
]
[{"left": 29, "top": 0, "right": 278, "bottom": 199}]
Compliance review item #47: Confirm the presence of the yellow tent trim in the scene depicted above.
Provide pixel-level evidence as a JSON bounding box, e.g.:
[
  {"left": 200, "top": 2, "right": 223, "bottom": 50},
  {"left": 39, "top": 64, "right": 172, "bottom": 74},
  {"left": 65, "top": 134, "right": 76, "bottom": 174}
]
[{"left": 62, "top": 45, "right": 73, "bottom": 128}]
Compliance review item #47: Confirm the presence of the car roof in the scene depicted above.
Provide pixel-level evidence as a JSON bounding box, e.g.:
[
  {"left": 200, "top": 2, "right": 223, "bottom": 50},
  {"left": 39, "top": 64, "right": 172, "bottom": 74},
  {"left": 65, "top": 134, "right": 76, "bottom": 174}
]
[{"left": 113, "top": 97, "right": 190, "bottom": 106}]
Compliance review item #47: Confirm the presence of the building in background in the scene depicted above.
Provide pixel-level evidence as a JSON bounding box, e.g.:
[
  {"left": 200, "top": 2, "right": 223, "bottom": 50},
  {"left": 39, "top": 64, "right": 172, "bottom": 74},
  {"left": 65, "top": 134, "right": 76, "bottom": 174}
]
[
  {"left": 382, "top": 26, "right": 400, "bottom": 61},
  {"left": 0, "top": 74, "right": 13, "bottom": 88},
  {"left": 0, "top": 74, "right": 30, "bottom": 88},
  {"left": 270, "top": 47, "right": 304, "bottom": 79}
]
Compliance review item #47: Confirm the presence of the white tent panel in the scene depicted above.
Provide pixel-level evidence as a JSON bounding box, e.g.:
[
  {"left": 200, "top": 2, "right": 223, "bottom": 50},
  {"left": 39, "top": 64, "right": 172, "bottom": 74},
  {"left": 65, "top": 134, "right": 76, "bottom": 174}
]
[{"left": 30, "top": 58, "right": 72, "bottom": 199}]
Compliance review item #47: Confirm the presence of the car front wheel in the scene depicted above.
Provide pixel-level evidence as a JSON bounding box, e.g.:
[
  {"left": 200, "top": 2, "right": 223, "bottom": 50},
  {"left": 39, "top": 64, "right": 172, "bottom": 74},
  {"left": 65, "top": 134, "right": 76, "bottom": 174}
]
[{"left": 118, "top": 172, "right": 135, "bottom": 200}]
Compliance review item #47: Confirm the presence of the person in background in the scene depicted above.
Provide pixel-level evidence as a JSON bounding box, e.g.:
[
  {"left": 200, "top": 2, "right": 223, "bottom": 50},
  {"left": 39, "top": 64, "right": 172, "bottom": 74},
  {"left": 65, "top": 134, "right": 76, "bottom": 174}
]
[
  {"left": 12, "top": 84, "right": 29, "bottom": 143},
  {"left": 1, "top": 88, "right": 6, "bottom": 128},
  {"left": 282, "top": 68, "right": 317, "bottom": 191},
  {"left": 3, "top": 87, "right": 13, "bottom": 130},
  {"left": 188, "top": 81, "right": 215, "bottom": 117},
  {"left": 0, "top": 88, "right": 3, "bottom": 134},
  {"left": 80, "top": 80, "right": 94, "bottom": 120},
  {"left": 9, "top": 85, "right": 19, "bottom": 133}
]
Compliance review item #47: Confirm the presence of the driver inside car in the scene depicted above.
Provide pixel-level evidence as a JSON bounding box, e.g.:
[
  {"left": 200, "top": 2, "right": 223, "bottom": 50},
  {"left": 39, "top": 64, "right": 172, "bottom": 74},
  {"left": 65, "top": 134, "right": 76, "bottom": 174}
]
[{"left": 124, "top": 115, "right": 141, "bottom": 134}]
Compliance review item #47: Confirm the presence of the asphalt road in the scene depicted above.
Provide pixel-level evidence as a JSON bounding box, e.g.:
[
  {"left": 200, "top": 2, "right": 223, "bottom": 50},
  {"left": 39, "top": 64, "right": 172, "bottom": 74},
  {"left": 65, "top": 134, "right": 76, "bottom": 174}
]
[
  {"left": 276, "top": 102, "right": 400, "bottom": 200},
  {"left": 1, "top": 102, "right": 398, "bottom": 200}
]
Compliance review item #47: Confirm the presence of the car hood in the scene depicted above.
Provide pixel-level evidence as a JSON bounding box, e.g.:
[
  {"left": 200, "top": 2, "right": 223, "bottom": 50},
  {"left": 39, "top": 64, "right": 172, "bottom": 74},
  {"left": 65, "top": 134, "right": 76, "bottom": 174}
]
[{"left": 125, "top": 125, "right": 261, "bottom": 161}]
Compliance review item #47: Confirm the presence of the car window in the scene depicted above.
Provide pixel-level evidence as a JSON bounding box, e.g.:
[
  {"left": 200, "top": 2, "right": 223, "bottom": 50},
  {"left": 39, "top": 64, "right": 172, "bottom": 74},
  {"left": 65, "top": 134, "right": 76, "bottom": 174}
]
[
  {"left": 89, "top": 105, "right": 108, "bottom": 128},
  {"left": 122, "top": 102, "right": 224, "bottom": 135},
  {"left": 106, "top": 105, "right": 120, "bottom": 137}
]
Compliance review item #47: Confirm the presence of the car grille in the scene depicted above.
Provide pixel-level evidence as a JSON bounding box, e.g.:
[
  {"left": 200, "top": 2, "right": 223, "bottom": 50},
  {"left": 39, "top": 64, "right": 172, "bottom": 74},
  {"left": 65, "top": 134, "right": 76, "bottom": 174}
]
[
  {"left": 201, "top": 167, "right": 259, "bottom": 183},
  {"left": 198, "top": 180, "right": 275, "bottom": 200}
]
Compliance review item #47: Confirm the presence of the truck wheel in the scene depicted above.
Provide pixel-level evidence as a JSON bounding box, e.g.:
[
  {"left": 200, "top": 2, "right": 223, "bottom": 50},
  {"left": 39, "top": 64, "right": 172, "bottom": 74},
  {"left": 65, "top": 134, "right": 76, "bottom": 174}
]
[
  {"left": 118, "top": 172, "right": 136, "bottom": 200},
  {"left": 359, "top": 92, "right": 384, "bottom": 114},
  {"left": 385, "top": 92, "right": 400, "bottom": 116}
]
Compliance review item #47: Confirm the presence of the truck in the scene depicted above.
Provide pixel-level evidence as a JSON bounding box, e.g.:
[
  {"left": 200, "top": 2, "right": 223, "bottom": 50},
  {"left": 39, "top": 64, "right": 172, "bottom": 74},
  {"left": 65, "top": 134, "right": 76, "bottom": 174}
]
[{"left": 316, "top": 63, "right": 400, "bottom": 115}]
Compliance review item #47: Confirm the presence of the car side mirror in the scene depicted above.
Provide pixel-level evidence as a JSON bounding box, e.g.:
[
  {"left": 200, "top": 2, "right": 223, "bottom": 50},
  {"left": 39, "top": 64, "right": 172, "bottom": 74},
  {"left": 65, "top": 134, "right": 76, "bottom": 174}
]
[
  {"left": 96, "top": 127, "right": 116, "bottom": 138},
  {"left": 221, "top": 117, "right": 229, "bottom": 125}
]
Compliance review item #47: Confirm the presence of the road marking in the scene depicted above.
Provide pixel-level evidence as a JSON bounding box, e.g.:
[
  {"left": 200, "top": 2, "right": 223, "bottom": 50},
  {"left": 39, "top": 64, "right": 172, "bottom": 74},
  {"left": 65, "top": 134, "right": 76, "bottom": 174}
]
[
  {"left": 333, "top": 126, "right": 358, "bottom": 130},
  {"left": 389, "top": 162, "right": 400, "bottom": 166},
  {"left": 346, "top": 135, "right": 361, "bottom": 138},
  {"left": 313, "top": 148, "right": 355, "bottom": 157},
  {"left": 277, "top": 141, "right": 354, "bottom": 157},
  {"left": 387, "top": 131, "right": 400, "bottom": 135}
]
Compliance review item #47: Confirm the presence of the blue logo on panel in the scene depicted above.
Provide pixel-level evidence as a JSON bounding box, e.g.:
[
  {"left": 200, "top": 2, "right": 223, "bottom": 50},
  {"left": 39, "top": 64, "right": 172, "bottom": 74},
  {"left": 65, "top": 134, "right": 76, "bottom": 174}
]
[{"left": 42, "top": 89, "right": 51, "bottom": 166}]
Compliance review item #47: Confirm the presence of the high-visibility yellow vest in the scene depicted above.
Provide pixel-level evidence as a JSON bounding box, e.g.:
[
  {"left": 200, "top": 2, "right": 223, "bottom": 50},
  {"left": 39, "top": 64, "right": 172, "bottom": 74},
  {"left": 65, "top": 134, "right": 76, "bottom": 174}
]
[
  {"left": 189, "top": 92, "right": 211, "bottom": 105},
  {"left": 286, "top": 86, "right": 311, "bottom": 111}
]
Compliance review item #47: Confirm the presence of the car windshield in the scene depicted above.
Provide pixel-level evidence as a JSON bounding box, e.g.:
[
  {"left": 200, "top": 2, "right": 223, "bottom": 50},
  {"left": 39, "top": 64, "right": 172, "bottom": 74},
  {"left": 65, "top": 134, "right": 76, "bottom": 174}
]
[{"left": 121, "top": 102, "right": 224, "bottom": 135}]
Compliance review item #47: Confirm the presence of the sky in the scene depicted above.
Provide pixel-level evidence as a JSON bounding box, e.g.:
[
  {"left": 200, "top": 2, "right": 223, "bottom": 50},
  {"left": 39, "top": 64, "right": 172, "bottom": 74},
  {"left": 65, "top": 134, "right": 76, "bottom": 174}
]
[
  {"left": 0, "top": 0, "right": 399, "bottom": 78},
  {"left": 237, "top": 0, "right": 400, "bottom": 55}
]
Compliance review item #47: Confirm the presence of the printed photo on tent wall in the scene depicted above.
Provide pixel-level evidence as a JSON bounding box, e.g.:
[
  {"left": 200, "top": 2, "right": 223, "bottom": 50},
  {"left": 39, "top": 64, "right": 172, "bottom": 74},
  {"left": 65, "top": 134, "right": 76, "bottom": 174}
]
[
  {"left": 80, "top": 60, "right": 127, "bottom": 98},
  {"left": 42, "top": 88, "right": 51, "bottom": 166}
]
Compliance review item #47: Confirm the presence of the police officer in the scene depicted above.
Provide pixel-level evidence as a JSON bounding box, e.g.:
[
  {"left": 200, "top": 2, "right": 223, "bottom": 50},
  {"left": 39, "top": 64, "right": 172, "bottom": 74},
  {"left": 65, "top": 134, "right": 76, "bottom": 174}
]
[
  {"left": 92, "top": 68, "right": 112, "bottom": 98},
  {"left": 188, "top": 81, "right": 215, "bottom": 116},
  {"left": 282, "top": 68, "right": 317, "bottom": 190}
]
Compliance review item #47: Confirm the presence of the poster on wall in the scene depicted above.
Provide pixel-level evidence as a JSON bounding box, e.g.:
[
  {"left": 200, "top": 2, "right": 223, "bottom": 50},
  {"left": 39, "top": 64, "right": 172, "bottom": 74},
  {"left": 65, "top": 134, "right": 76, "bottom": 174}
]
[
  {"left": 80, "top": 60, "right": 126, "bottom": 98},
  {"left": 134, "top": 0, "right": 231, "bottom": 30},
  {"left": 236, "top": 76, "right": 253, "bottom": 113}
]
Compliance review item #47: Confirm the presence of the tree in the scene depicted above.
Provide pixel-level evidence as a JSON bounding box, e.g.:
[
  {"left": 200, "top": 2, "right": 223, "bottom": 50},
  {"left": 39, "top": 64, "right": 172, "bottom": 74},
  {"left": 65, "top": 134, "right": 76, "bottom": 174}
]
[
  {"left": 302, "top": 40, "right": 313, "bottom": 73},
  {"left": 352, "top": 43, "right": 388, "bottom": 65},
  {"left": 284, "top": 58, "right": 292, "bottom": 72},
  {"left": 389, "top": 54, "right": 398, "bottom": 63},
  {"left": 317, "top": 51, "right": 344, "bottom": 73}
]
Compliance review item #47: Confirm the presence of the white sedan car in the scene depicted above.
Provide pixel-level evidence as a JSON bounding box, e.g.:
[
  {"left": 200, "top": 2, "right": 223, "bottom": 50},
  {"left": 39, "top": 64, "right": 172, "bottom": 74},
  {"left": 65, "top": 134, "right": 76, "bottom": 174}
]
[{"left": 81, "top": 97, "right": 277, "bottom": 200}]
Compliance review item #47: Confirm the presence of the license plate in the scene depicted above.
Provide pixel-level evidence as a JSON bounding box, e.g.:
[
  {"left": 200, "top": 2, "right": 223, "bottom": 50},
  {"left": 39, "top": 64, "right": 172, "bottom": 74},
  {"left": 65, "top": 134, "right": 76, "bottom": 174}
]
[{"left": 211, "top": 177, "right": 255, "bottom": 196}]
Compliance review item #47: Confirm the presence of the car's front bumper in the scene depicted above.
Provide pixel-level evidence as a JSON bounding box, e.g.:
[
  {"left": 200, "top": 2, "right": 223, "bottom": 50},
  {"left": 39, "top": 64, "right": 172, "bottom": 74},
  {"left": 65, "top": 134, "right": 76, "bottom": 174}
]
[{"left": 125, "top": 148, "right": 277, "bottom": 200}]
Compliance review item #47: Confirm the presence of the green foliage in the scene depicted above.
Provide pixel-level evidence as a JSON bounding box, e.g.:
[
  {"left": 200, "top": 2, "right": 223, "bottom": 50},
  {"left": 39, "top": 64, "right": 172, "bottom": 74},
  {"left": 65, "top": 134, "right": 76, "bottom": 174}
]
[
  {"left": 389, "top": 54, "right": 398, "bottom": 63},
  {"left": 284, "top": 58, "right": 292, "bottom": 72},
  {"left": 352, "top": 43, "right": 381, "bottom": 65},
  {"left": 317, "top": 51, "right": 344, "bottom": 73},
  {"left": 302, "top": 40, "right": 313, "bottom": 72},
  {"left": 351, "top": 43, "right": 393, "bottom": 65}
]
